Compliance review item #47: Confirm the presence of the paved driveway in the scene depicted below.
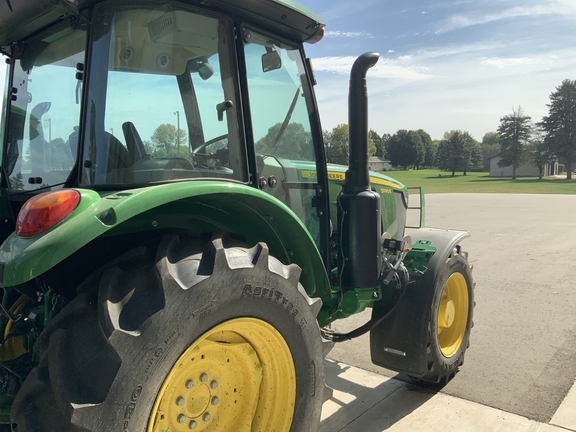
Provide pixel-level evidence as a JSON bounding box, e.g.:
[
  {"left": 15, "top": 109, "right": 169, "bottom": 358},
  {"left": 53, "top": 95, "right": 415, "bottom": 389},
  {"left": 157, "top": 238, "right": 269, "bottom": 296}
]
[{"left": 327, "top": 194, "right": 576, "bottom": 423}]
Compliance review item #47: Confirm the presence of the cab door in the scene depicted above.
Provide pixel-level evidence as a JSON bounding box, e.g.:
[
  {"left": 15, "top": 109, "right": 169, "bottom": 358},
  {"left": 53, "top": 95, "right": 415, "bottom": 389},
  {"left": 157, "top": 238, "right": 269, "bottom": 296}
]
[{"left": 242, "top": 28, "right": 328, "bottom": 250}]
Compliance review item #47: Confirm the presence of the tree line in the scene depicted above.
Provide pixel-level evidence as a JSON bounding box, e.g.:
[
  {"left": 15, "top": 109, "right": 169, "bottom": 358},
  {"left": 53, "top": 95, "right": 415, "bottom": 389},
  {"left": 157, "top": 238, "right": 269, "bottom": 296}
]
[
  {"left": 324, "top": 78, "right": 576, "bottom": 180},
  {"left": 487, "top": 79, "right": 576, "bottom": 180},
  {"left": 323, "top": 124, "right": 483, "bottom": 175}
]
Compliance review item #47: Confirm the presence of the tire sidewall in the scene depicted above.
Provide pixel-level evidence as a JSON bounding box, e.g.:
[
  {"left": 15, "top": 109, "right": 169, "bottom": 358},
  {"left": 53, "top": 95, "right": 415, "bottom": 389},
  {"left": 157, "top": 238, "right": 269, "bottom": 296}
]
[{"left": 91, "top": 261, "right": 323, "bottom": 432}]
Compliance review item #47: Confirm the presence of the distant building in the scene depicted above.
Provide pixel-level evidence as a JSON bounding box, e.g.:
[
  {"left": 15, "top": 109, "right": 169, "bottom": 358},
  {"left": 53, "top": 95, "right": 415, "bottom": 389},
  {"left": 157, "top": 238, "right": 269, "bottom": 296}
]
[
  {"left": 483, "top": 151, "right": 499, "bottom": 172},
  {"left": 369, "top": 156, "right": 394, "bottom": 172},
  {"left": 489, "top": 156, "right": 558, "bottom": 177}
]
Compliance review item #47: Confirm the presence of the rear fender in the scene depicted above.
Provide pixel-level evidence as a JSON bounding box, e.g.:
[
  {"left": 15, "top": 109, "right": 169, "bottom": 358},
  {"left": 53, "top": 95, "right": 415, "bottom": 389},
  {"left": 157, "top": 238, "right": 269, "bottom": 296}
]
[
  {"left": 369, "top": 227, "right": 470, "bottom": 376},
  {"left": 0, "top": 182, "right": 331, "bottom": 301}
]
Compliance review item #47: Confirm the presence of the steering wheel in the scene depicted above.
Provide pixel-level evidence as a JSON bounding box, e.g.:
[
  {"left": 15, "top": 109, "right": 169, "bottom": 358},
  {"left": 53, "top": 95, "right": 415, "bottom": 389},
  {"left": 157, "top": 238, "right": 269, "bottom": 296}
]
[{"left": 191, "top": 134, "right": 229, "bottom": 169}]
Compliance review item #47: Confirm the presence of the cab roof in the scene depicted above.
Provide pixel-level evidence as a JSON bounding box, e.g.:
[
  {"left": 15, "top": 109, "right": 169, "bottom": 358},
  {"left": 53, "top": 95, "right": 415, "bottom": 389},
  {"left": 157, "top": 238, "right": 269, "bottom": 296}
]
[{"left": 0, "top": 0, "right": 325, "bottom": 50}]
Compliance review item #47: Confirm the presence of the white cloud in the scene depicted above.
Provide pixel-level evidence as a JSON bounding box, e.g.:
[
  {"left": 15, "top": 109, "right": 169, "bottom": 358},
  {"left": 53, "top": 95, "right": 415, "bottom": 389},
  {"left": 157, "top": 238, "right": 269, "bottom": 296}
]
[
  {"left": 311, "top": 43, "right": 576, "bottom": 140},
  {"left": 437, "top": 0, "right": 576, "bottom": 33},
  {"left": 311, "top": 56, "right": 431, "bottom": 81},
  {"left": 412, "top": 42, "right": 506, "bottom": 60},
  {"left": 481, "top": 57, "right": 540, "bottom": 68},
  {"left": 325, "top": 30, "right": 375, "bottom": 39},
  {"left": 388, "top": 49, "right": 395, "bottom": 53}
]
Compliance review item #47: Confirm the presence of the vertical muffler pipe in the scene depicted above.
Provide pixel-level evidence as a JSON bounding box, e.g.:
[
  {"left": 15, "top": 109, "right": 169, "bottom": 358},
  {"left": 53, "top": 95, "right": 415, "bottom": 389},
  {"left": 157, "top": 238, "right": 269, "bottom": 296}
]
[{"left": 337, "top": 52, "right": 381, "bottom": 291}]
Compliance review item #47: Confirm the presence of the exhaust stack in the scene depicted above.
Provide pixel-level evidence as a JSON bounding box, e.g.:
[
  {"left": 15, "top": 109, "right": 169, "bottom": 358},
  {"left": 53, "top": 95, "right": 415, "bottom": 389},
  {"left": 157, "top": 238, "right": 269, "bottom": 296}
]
[
  {"left": 343, "top": 52, "right": 380, "bottom": 193},
  {"left": 337, "top": 52, "right": 381, "bottom": 291}
]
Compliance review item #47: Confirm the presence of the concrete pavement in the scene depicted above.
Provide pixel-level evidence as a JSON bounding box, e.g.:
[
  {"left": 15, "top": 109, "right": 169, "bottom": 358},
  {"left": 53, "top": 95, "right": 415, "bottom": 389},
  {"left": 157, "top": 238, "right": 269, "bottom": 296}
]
[
  {"left": 320, "top": 359, "right": 576, "bottom": 432},
  {"left": 327, "top": 194, "right": 576, "bottom": 423}
]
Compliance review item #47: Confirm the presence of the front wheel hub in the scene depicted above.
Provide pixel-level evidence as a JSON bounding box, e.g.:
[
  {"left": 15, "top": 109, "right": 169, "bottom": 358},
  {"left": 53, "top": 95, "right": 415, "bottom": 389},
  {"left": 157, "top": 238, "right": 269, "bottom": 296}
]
[{"left": 437, "top": 272, "right": 469, "bottom": 358}]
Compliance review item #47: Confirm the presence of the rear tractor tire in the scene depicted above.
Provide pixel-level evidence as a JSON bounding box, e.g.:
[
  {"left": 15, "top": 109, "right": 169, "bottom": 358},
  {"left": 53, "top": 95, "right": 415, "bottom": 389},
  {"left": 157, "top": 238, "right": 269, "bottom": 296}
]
[
  {"left": 11, "top": 233, "right": 330, "bottom": 431},
  {"left": 417, "top": 246, "right": 474, "bottom": 384}
]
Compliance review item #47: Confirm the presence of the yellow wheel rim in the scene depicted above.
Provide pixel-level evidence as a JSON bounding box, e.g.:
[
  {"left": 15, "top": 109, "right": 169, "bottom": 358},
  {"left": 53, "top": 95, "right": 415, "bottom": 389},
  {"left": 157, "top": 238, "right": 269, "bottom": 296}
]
[
  {"left": 0, "top": 296, "right": 29, "bottom": 362},
  {"left": 437, "top": 273, "right": 469, "bottom": 358},
  {"left": 147, "top": 318, "right": 296, "bottom": 432}
]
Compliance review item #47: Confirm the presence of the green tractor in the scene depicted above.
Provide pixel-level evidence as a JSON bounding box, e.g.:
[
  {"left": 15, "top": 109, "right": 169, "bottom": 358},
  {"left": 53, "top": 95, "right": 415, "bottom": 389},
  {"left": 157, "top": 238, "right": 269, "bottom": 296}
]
[{"left": 0, "top": 0, "right": 474, "bottom": 430}]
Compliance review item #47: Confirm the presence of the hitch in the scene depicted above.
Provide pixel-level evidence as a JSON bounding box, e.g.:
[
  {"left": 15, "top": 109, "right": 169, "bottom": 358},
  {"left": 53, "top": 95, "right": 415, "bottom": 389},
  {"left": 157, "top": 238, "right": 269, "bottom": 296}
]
[{"left": 382, "top": 234, "right": 412, "bottom": 285}]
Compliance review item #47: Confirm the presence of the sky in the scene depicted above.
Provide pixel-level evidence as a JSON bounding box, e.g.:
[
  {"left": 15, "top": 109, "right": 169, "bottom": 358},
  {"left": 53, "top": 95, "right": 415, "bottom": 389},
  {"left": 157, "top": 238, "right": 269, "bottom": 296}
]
[
  {"left": 1, "top": 0, "right": 576, "bottom": 142},
  {"left": 297, "top": 0, "right": 576, "bottom": 140}
]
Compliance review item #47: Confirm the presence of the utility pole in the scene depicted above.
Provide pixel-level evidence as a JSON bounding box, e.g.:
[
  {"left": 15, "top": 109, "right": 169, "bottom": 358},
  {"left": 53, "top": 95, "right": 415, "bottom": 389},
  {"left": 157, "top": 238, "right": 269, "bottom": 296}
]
[
  {"left": 174, "top": 110, "right": 180, "bottom": 156},
  {"left": 46, "top": 117, "right": 52, "bottom": 143}
]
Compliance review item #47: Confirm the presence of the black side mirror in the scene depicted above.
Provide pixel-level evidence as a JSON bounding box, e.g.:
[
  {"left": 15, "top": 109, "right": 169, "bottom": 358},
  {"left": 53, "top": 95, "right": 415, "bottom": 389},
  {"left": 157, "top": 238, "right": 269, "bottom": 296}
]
[{"left": 262, "top": 51, "right": 281, "bottom": 72}]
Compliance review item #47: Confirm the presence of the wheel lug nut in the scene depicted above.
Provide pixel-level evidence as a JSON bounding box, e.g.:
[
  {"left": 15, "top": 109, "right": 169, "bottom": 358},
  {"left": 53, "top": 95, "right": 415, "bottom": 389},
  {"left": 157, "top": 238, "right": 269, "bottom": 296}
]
[
  {"left": 177, "top": 414, "right": 186, "bottom": 423},
  {"left": 185, "top": 379, "right": 194, "bottom": 389},
  {"left": 176, "top": 396, "right": 185, "bottom": 406},
  {"left": 203, "top": 412, "right": 211, "bottom": 422},
  {"left": 211, "top": 396, "right": 219, "bottom": 405},
  {"left": 200, "top": 373, "right": 208, "bottom": 382},
  {"left": 210, "top": 380, "right": 218, "bottom": 389},
  {"left": 189, "top": 420, "right": 197, "bottom": 429}
]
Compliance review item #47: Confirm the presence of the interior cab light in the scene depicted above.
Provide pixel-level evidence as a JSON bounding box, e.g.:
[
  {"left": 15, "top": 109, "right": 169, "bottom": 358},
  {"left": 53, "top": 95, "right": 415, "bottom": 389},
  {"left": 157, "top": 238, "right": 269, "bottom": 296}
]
[{"left": 16, "top": 190, "right": 81, "bottom": 237}]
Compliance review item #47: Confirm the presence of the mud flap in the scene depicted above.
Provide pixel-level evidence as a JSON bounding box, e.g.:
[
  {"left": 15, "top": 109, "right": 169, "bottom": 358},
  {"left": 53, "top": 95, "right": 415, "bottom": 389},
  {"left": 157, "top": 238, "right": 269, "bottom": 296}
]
[{"left": 369, "top": 228, "right": 470, "bottom": 377}]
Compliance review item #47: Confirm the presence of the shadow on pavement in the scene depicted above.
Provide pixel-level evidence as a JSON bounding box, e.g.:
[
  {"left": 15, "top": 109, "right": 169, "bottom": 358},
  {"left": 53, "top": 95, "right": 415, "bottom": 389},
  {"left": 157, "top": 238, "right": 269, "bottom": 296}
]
[{"left": 320, "top": 360, "right": 440, "bottom": 432}]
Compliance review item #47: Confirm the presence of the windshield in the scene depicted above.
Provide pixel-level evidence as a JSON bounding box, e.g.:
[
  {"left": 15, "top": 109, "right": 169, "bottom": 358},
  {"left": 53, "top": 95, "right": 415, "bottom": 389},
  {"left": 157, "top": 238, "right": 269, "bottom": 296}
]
[
  {"left": 81, "top": 6, "right": 243, "bottom": 186},
  {"left": 4, "top": 24, "right": 86, "bottom": 192}
]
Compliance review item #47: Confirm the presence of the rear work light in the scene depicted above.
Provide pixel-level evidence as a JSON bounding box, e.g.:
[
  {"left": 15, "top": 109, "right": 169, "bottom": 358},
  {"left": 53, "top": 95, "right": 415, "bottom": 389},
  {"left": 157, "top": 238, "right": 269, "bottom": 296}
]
[{"left": 16, "top": 190, "right": 81, "bottom": 237}]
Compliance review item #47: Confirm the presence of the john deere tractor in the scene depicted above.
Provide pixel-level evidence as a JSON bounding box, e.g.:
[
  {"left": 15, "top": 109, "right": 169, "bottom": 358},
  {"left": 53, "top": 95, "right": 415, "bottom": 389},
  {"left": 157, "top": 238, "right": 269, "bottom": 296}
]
[{"left": 0, "top": 0, "right": 474, "bottom": 430}]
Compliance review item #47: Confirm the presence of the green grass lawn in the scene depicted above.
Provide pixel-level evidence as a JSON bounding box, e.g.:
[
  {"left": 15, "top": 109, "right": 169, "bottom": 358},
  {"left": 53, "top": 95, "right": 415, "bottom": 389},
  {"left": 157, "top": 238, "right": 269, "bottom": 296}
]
[{"left": 381, "top": 169, "right": 576, "bottom": 194}]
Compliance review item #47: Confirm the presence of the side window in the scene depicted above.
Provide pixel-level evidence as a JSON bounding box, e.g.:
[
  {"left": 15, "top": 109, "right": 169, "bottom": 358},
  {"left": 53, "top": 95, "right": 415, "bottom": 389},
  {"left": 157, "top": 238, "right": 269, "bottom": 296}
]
[
  {"left": 244, "top": 30, "right": 320, "bottom": 240},
  {"left": 5, "top": 26, "right": 85, "bottom": 191},
  {"left": 245, "top": 35, "right": 314, "bottom": 163}
]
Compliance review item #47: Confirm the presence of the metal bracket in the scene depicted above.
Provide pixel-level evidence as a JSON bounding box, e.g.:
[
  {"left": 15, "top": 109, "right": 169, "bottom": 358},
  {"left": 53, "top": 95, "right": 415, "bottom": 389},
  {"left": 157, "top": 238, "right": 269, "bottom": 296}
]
[
  {"left": 406, "top": 186, "right": 425, "bottom": 228},
  {"left": 382, "top": 235, "right": 412, "bottom": 285},
  {"left": 0, "top": 303, "right": 20, "bottom": 323}
]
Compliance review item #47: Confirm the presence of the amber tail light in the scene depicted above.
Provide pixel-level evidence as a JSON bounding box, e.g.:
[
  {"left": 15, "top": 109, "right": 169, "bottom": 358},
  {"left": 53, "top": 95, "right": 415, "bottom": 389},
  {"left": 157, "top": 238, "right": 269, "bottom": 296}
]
[{"left": 16, "top": 190, "right": 81, "bottom": 237}]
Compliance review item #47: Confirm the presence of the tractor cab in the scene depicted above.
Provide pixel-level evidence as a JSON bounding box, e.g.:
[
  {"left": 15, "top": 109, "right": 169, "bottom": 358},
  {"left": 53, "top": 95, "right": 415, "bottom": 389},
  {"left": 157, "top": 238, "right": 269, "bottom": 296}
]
[
  {"left": 0, "top": 1, "right": 326, "bottom": 245},
  {"left": 0, "top": 3, "right": 474, "bottom": 431}
]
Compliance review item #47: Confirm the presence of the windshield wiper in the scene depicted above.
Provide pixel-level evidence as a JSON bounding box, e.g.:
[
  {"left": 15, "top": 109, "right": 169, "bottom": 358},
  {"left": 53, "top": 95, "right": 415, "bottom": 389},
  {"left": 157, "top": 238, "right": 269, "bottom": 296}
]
[{"left": 271, "top": 86, "right": 301, "bottom": 149}]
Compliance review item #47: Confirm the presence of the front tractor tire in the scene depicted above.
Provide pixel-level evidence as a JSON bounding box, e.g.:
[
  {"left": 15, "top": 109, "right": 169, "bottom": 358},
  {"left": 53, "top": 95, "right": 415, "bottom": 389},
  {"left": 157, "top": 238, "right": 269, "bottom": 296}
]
[
  {"left": 417, "top": 246, "right": 474, "bottom": 384},
  {"left": 12, "top": 234, "right": 329, "bottom": 432}
]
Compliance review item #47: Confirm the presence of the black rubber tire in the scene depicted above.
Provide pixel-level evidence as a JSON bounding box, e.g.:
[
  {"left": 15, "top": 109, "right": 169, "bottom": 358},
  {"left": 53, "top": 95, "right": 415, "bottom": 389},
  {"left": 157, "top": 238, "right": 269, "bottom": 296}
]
[
  {"left": 11, "top": 233, "right": 329, "bottom": 431},
  {"left": 416, "top": 246, "right": 474, "bottom": 384}
]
